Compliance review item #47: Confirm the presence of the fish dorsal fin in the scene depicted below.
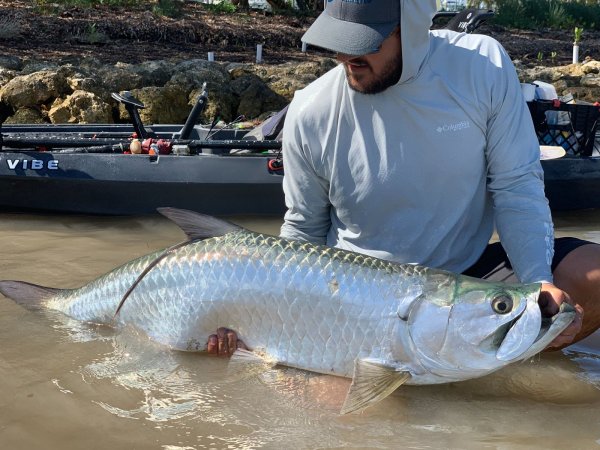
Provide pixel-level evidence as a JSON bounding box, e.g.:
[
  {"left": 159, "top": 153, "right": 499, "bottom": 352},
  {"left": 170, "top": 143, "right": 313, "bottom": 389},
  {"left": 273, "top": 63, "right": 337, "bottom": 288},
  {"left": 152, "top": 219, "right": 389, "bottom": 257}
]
[
  {"left": 340, "top": 358, "right": 411, "bottom": 415},
  {"left": 157, "top": 208, "right": 242, "bottom": 241},
  {"left": 0, "top": 280, "right": 64, "bottom": 309}
]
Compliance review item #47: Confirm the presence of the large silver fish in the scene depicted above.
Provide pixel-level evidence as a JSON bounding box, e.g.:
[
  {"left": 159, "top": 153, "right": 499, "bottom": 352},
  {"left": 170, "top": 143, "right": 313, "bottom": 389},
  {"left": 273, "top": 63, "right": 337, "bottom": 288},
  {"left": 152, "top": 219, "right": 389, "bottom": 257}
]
[{"left": 0, "top": 208, "right": 575, "bottom": 414}]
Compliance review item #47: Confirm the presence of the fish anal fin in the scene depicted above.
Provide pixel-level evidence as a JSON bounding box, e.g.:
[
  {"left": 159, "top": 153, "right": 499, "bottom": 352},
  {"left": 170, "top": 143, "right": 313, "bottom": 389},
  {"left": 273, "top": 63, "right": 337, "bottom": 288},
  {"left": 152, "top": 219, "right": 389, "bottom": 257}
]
[
  {"left": 340, "top": 358, "right": 411, "bottom": 415},
  {"left": 157, "top": 208, "right": 242, "bottom": 241},
  {"left": 227, "top": 348, "right": 277, "bottom": 380},
  {"left": 0, "top": 280, "right": 63, "bottom": 309}
]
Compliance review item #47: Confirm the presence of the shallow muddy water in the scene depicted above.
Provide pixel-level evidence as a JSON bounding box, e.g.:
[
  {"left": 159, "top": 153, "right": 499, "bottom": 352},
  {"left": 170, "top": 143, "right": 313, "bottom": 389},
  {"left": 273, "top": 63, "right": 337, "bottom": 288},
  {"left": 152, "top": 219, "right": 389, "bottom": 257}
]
[{"left": 0, "top": 210, "right": 599, "bottom": 450}]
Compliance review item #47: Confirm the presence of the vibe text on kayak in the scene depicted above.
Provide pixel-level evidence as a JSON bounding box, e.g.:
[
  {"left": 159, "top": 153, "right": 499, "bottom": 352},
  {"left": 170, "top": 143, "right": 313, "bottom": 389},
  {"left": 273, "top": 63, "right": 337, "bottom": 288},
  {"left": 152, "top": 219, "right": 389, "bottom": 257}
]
[{"left": 6, "top": 159, "right": 59, "bottom": 170}]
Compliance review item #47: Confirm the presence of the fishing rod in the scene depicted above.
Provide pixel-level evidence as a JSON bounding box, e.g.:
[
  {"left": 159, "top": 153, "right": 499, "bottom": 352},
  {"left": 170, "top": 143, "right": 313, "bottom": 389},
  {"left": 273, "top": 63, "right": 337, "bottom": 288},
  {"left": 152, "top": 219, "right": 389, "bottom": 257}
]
[
  {"left": 1, "top": 136, "right": 127, "bottom": 149},
  {"left": 0, "top": 137, "right": 282, "bottom": 154},
  {"left": 177, "top": 139, "right": 282, "bottom": 150}
]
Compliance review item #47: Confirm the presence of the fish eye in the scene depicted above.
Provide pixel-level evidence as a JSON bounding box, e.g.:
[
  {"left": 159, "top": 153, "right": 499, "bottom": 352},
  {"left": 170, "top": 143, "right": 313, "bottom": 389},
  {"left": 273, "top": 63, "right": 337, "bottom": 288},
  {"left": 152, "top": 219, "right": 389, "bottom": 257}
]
[{"left": 491, "top": 295, "right": 513, "bottom": 314}]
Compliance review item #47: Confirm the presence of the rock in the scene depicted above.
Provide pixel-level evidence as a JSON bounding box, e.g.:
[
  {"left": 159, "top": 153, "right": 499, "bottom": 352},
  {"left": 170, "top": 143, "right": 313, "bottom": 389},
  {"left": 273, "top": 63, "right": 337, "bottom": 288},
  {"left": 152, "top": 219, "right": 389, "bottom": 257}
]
[
  {"left": 558, "top": 86, "right": 600, "bottom": 103},
  {"left": 67, "top": 75, "right": 101, "bottom": 93},
  {"left": 518, "top": 65, "right": 564, "bottom": 83},
  {"left": 555, "top": 63, "right": 586, "bottom": 78},
  {"left": 267, "top": 78, "right": 309, "bottom": 101},
  {"left": 230, "top": 59, "right": 337, "bottom": 101},
  {"left": 21, "top": 61, "right": 61, "bottom": 75},
  {"left": 0, "top": 68, "right": 16, "bottom": 89},
  {"left": 0, "top": 56, "right": 22, "bottom": 71},
  {"left": 48, "top": 90, "right": 113, "bottom": 124},
  {"left": 246, "top": 59, "right": 337, "bottom": 81},
  {"left": 47, "top": 100, "right": 71, "bottom": 124},
  {"left": 552, "top": 79, "right": 569, "bottom": 93},
  {"left": 54, "top": 55, "right": 90, "bottom": 68},
  {"left": 189, "top": 85, "right": 238, "bottom": 123},
  {"left": 580, "top": 73, "right": 600, "bottom": 88},
  {"left": 119, "top": 85, "right": 190, "bottom": 124},
  {"left": 228, "top": 64, "right": 254, "bottom": 79},
  {"left": 168, "top": 60, "right": 230, "bottom": 94},
  {"left": 74, "top": 57, "right": 104, "bottom": 72},
  {"left": 174, "top": 59, "right": 223, "bottom": 74},
  {"left": 0, "top": 70, "right": 70, "bottom": 109},
  {"left": 167, "top": 60, "right": 236, "bottom": 121},
  {"left": 582, "top": 60, "right": 600, "bottom": 75},
  {"left": 131, "top": 60, "right": 175, "bottom": 87},
  {"left": 3, "top": 107, "right": 45, "bottom": 124},
  {"left": 95, "top": 65, "right": 143, "bottom": 96},
  {"left": 231, "top": 74, "right": 288, "bottom": 119}
]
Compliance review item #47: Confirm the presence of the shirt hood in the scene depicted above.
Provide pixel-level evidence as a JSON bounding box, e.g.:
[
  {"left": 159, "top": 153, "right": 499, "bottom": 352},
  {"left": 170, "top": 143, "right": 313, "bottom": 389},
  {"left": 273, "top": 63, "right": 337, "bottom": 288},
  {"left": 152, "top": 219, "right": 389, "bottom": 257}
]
[{"left": 398, "top": 0, "right": 437, "bottom": 84}]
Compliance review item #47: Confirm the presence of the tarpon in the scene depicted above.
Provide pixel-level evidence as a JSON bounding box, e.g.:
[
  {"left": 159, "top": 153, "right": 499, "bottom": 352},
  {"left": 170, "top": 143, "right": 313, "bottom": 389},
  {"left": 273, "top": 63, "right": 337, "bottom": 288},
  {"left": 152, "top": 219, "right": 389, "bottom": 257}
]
[{"left": 0, "top": 208, "right": 575, "bottom": 414}]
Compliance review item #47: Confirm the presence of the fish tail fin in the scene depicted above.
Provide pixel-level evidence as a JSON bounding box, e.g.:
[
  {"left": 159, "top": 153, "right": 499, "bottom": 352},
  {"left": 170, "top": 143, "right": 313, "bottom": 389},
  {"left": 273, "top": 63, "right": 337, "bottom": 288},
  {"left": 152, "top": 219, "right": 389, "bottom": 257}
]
[{"left": 0, "top": 280, "right": 63, "bottom": 309}]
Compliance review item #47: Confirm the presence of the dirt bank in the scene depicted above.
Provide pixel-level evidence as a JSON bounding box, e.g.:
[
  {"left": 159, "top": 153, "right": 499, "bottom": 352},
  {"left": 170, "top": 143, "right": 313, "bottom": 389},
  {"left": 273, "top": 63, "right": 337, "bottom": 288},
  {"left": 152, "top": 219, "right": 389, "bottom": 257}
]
[{"left": 0, "top": 1, "right": 599, "bottom": 66}]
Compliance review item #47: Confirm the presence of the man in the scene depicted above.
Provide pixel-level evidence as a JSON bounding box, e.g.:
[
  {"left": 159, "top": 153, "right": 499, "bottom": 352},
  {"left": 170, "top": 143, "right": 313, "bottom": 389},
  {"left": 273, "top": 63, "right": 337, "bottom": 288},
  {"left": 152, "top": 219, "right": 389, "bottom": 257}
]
[{"left": 209, "top": 0, "right": 600, "bottom": 356}]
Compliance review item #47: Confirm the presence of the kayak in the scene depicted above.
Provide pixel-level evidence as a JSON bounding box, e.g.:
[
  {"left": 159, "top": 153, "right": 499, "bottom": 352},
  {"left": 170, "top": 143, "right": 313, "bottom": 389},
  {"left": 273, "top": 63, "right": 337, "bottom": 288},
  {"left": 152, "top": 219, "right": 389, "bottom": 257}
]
[
  {"left": 1, "top": 121, "right": 600, "bottom": 215},
  {"left": 0, "top": 122, "right": 286, "bottom": 216}
]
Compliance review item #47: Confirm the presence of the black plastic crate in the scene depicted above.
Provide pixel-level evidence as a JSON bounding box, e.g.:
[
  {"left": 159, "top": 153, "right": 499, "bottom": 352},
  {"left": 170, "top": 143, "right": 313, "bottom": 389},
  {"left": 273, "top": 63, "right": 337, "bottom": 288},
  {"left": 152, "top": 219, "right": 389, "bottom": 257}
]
[{"left": 527, "top": 100, "right": 600, "bottom": 156}]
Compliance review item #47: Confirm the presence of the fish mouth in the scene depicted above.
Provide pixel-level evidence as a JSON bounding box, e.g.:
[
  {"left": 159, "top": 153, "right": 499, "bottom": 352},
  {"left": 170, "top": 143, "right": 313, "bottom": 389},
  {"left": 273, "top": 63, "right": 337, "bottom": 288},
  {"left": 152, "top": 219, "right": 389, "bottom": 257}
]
[
  {"left": 519, "top": 302, "right": 577, "bottom": 360},
  {"left": 496, "top": 302, "right": 576, "bottom": 362}
]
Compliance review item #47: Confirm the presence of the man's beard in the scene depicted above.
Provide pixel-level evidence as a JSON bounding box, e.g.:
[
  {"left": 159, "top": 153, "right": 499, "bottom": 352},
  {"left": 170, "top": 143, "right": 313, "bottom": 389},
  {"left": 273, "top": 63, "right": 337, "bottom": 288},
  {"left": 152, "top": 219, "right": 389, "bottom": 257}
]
[{"left": 344, "top": 54, "right": 403, "bottom": 94}]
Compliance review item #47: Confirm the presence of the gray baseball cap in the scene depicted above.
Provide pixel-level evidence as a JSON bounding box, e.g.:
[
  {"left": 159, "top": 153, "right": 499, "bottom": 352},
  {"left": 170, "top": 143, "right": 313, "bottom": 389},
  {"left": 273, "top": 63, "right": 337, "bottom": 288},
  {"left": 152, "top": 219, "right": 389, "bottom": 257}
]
[{"left": 301, "top": 0, "right": 401, "bottom": 56}]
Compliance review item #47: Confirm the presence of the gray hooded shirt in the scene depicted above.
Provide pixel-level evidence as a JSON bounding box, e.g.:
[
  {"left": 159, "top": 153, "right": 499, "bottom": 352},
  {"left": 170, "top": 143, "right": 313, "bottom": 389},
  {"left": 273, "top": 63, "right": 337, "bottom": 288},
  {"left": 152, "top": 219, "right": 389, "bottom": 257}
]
[{"left": 280, "top": 0, "right": 554, "bottom": 284}]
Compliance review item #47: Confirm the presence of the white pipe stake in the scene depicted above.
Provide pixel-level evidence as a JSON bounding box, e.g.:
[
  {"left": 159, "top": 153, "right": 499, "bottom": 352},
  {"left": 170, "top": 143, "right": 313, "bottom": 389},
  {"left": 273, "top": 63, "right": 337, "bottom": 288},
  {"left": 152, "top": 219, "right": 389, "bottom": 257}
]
[
  {"left": 256, "top": 44, "right": 263, "bottom": 64},
  {"left": 302, "top": 42, "right": 307, "bottom": 53},
  {"left": 208, "top": 51, "right": 215, "bottom": 62}
]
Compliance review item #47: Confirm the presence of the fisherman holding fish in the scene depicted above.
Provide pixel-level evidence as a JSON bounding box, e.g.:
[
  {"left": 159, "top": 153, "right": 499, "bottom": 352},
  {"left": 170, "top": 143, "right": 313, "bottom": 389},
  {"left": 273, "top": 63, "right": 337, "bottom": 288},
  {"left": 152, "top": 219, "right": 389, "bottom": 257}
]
[
  {"left": 209, "top": 0, "right": 600, "bottom": 355},
  {"left": 2, "top": 0, "right": 597, "bottom": 416}
]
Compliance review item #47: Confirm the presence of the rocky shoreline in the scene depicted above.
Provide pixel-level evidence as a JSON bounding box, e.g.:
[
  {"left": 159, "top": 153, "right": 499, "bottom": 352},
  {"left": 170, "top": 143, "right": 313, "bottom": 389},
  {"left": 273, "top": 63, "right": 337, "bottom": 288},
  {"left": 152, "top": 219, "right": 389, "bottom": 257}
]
[
  {"left": 0, "top": 55, "right": 338, "bottom": 124},
  {"left": 1, "top": 53, "right": 600, "bottom": 126}
]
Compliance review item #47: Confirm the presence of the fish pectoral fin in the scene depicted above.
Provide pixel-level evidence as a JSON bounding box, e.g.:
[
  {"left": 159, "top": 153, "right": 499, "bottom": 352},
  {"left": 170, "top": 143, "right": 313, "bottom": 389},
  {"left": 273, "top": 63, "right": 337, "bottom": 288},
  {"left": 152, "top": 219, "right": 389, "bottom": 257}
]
[
  {"left": 340, "top": 358, "right": 411, "bottom": 415},
  {"left": 227, "top": 348, "right": 277, "bottom": 379}
]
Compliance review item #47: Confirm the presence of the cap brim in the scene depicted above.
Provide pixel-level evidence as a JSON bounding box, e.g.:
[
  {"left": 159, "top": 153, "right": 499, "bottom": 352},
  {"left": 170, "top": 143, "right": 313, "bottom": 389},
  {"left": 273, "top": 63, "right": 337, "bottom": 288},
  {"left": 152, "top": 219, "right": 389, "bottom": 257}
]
[{"left": 301, "top": 13, "right": 397, "bottom": 56}]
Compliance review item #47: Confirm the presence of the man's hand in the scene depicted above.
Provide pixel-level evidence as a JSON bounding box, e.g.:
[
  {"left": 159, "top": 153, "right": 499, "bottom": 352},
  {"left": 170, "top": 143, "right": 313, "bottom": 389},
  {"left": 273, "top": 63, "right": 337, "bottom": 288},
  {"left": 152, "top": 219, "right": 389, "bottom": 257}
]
[
  {"left": 540, "top": 282, "right": 584, "bottom": 349},
  {"left": 207, "top": 327, "right": 247, "bottom": 356}
]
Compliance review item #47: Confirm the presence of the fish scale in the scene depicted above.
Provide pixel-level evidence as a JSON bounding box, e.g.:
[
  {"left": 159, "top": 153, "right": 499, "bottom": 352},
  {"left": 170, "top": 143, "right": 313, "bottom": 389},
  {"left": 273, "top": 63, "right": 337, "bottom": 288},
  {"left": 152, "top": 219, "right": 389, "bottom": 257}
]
[{"left": 0, "top": 209, "right": 576, "bottom": 414}]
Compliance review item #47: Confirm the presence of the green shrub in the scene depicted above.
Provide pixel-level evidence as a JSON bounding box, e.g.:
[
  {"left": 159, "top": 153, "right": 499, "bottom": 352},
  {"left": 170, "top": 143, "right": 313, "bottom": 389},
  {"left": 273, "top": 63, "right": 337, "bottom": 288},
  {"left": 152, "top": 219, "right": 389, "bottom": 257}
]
[
  {"left": 152, "top": 0, "right": 183, "bottom": 17},
  {"left": 492, "top": 0, "right": 600, "bottom": 31},
  {"left": 202, "top": 1, "right": 237, "bottom": 14},
  {"left": 562, "top": 2, "right": 600, "bottom": 30},
  {"left": 547, "top": 0, "right": 568, "bottom": 29},
  {"left": 493, "top": 0, "right": 529, "bottom": 28}
]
